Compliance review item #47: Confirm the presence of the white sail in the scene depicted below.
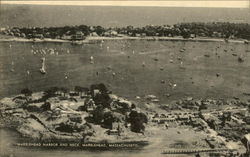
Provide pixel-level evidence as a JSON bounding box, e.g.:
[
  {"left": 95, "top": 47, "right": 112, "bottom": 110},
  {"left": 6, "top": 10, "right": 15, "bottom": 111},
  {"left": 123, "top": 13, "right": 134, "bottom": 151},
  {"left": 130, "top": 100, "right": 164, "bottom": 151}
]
[{"left": 40, "top": 57, "right": 46, "bottom": 74}]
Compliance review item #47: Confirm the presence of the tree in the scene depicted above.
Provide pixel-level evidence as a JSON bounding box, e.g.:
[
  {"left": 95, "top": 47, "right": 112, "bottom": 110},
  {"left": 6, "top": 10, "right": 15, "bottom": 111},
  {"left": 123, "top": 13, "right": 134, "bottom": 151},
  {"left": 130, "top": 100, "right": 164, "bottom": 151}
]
[
  {"left": 103, "top": 112, "right": 121, "bottom": 129},
  {"left": 128, "top": 111, "right": 148, "bottom": 133},
  {"left": 44, "top": 87, "right": 59, "bottom": 97},
  {"left": 90, "top": 83, "right": 108, "bottom": 95},
  {"left": 98, "top": 83, "right": 108, "bottom": 94},
  {"left": 60, "top": 87, "right": 69, "bottom": 97},
  {"left": 80, "top": 87, "right": 89, "bottom": 96},
  {"left": 21, "top": 88, "right": 32, "bottom": 96},
  {"left": 92, "top": 105, "right": 105, "bottom": 124},
  {"left": 181, "top": 28, "right": 191, "bottom": 39},
  {"left": 93, "top": 93, "right": 111, "bottom": 108},
  {"left": 94, "top": 26, "right": 105, "bottom": 36},
  {"left": 90, "top": 83, "right": 111, "bottom": 108},
  {"left": 74, "top": 86, "right": 89, "bottom": 97},
  {"left": 41, "top": 102, "right": 51, "bottom": 111},
  {"left": 131, "top": 104, "right": 136, "bottom": 109},
  {"left": 74, "top": 86, "right": 82, "bottom": 96},
  {"left": 78, "top": 25, "right": 90, "bottom": 36}
]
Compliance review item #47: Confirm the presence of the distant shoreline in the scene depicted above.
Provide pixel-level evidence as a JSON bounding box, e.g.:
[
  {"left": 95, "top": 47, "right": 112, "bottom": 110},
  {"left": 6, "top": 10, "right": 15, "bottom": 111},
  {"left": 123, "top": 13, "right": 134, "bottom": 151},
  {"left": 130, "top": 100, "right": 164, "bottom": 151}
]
[{"left": 0, "top": 36, "right": 248, "bottom": 44}]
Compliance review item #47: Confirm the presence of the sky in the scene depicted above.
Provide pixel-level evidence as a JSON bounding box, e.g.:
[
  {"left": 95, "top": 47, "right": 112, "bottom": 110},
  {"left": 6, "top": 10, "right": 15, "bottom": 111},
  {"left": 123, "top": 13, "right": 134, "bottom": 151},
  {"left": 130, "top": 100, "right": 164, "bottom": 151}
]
[
  {"left": 1, "top": 1, "right": 249, "bottom": 8},
  {"left": 0, "top": 1, "right": 250, "bottom": 27}
]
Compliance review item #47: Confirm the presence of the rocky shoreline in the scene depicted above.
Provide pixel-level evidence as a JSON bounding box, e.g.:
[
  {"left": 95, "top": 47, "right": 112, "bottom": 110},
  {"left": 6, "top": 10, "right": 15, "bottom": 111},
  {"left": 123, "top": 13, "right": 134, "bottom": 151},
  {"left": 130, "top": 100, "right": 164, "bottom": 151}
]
[
  {"left": 1, "top": 84, "right": 249, "bottom": 154},
  {"left": 0, "top": 84, "right": 149, "bottom": 145}
]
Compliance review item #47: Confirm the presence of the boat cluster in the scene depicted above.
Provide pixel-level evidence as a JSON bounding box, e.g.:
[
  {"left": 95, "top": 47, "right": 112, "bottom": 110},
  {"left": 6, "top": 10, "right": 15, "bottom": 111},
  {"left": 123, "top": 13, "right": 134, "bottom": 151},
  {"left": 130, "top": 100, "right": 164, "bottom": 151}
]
[{"left": 30, "top": 47, "right": 71, "bottom": 56}]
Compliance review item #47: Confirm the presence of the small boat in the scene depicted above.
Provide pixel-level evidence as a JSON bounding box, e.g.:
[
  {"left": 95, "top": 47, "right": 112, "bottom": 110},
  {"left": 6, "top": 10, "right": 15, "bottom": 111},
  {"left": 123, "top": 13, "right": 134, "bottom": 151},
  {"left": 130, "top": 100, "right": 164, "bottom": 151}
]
[
  {"left": 142, "top": 62, "right": 145, "bottom": 67},
  {"left": 42, "top": 49, "right": 46, "bottom": 55},
  {"left": 40, "top": 57, "right": 46, "bottom": 74},
  {"left": 238, "top": 55, "right": 244, "bottom": 63},
  {"left": 153, "top": 58, "right": 159, "bottom": 61},
  {"left": 179, "top": 48, "right": 185, "bottom": 52},
  {"left": 10, "top": 61, "right": 15, "bottom": 72},
  {"left": 90, "top": 56, "right": 94, "bottom": 64},
  {"left": 64, "top": 73, "right": 68, "bottom": 79},
  {"left": 49, "top": 48, "right": 55, "bottom": 55}
]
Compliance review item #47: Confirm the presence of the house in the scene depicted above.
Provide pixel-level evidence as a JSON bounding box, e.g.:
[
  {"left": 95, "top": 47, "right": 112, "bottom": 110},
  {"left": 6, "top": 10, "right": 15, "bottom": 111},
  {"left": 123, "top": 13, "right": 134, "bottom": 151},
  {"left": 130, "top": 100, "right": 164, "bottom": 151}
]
[
  {"left": 128, "top": 32, "right": 133, "bottom": 36},
  {"left": 69, "top": 91, "right": 79, "bottom": 97},
  {"left": 12, "top": 96, "right": 28, "bottom": 104},
  {"left": 44, "top": 32, "right": 51, "bottom": 38},
  {"left": 9, "top": 32, "right": 14, "bottom": 36},
  {"left": 33, "top": 34, "right": 44, "bottom": 39},
  {"left": 55, "top": 35, "right": 61, "bottom": 39},
  {"left": 107, "top": 122, "right": 122, "bottom": 135},
  {"left": 141, "top": 33, "right": 146, "bottom": 37},
  {"left": 107, "top": 129, "right": 119, "bottom": 135},
  {"left": 103, "top": 30, "right": 118, "bottom": 37},
  {"left": 61, "top": 35, "right": 72, "bottom": 40},
  {"left": 135, "top": 33, "right": 141, "bottom": 37},
  {"left": 110, "top": 30, "right": 118, "bottom": 36},
  {"left": 14, "top": 33, "right": 21, "bottom": 37},
  {"left": 199, "top": 33, "right": 206, "bottom": 37},
  {"left": 242, "top": 134, "right": 250, "bottom": 154},
  {"left": 0, "top": 27, "right": 6, "bottom": 32},
  {"left": 90, "top": 32, "right": 99, "bottom": 37},
  {"left": 20, "top": 33, "right": 26, "bottom": 38},
  {"left": 71, "top": 31, "right": 85, "bottom": 40},
  {"left": 177, "top": 114, "right": 190, "bottom": 121},
  {"left": 209, "top": 119, "right": 221, "bottom": 130},
  {"left": 152, "top": 114, "right": 176, "bottom": 123},
  {"left": 84, "top": 99, "right": 96, "bottom": 112},
  {"left": 112, "top": 122, "right": 121, "bottom": 130},
  {"left": 93, "top": 89, "right": 101, "bottom": 97},
  {"left": 81, "top": 87, "right": 90, "bottom": 97},
  {"left": 190, "top": 34, "right": 196, "bottom": 39},
  {"left": 68, "top": 114, "right": 82, "bottom": 123},
  {"left": 212, "top": 32, "right": 222, "bottom": 38}
]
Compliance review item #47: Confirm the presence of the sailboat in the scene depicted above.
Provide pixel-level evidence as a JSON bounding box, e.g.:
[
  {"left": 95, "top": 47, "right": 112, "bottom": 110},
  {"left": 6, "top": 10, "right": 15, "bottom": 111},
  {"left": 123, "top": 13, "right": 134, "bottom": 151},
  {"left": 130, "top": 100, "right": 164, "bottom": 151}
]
[
  {"left": 40, "top": 57, "right": 46, "bottom": 74},
  {"left": 90, "top": 56, "right": 94, "bottom": 64}
]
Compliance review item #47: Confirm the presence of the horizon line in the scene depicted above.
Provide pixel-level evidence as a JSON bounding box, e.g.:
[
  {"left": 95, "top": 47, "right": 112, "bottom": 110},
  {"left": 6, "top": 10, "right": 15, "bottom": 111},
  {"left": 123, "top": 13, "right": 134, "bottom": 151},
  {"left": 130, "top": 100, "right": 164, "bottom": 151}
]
[{"left": 1, "top": 1, "right": 249, "bottom": 8}]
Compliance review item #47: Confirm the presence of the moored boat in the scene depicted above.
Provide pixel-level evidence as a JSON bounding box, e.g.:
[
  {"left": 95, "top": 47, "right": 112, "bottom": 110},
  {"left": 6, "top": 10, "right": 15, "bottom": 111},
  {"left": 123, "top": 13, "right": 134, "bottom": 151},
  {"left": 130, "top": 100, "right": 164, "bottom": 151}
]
[{"left": 40, "top": 57, "right": 46, "bottom": 74}]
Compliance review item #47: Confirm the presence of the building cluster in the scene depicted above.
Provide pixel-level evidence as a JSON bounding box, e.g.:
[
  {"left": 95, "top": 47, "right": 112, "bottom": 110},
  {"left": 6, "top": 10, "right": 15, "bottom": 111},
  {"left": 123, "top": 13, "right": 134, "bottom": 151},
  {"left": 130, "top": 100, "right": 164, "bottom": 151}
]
[
  {"left": 151, "top": 112, "right": 199, "bottom": 124},
  {"left": 201, "top": 109, "right": 250, "bottom": 142},
  {"left": 1, "top": 22, "right": 250, "bottom": 40},
  {"left": 15, "top": 84, "right": 144, "bottom": 136}
]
